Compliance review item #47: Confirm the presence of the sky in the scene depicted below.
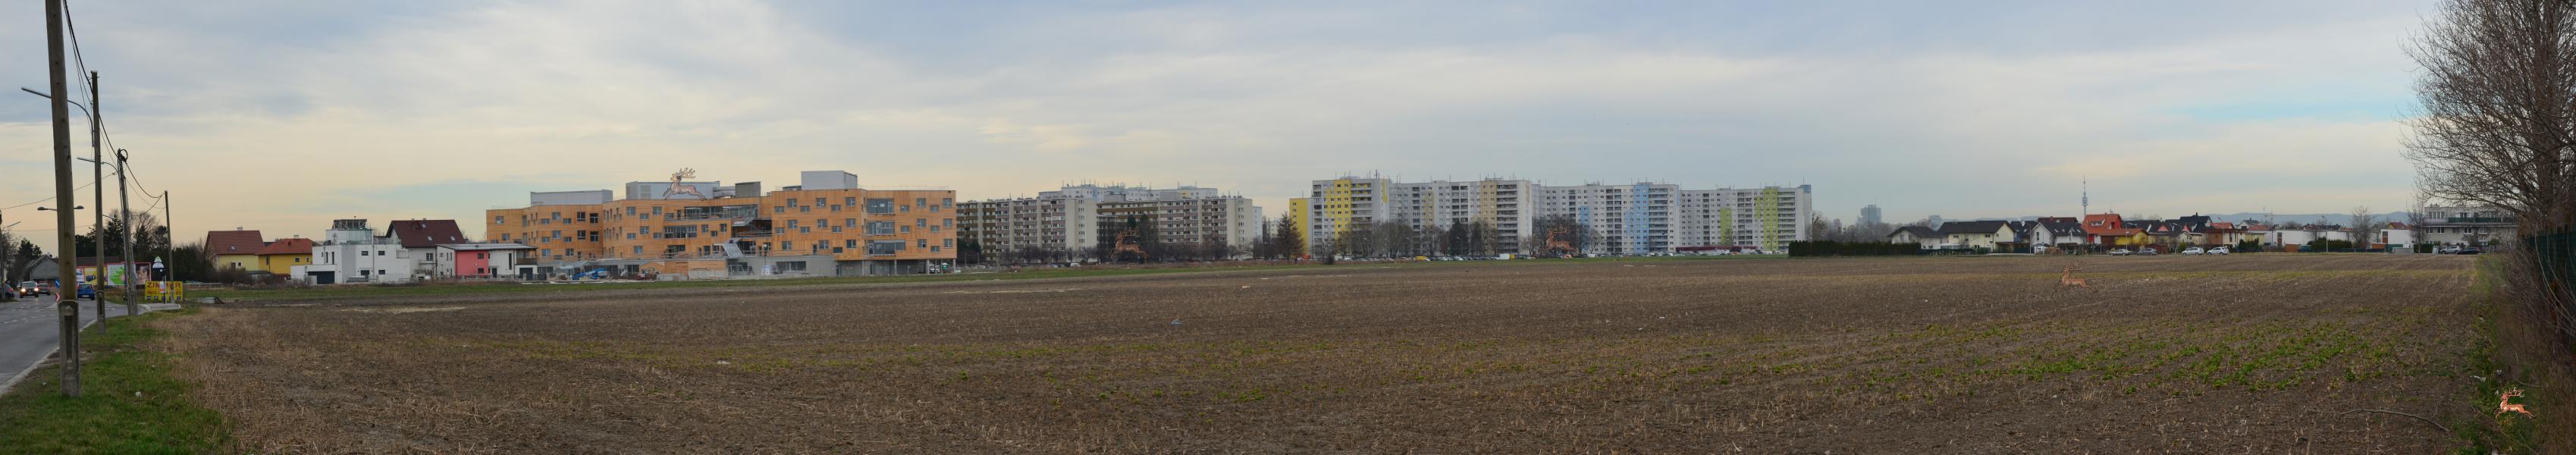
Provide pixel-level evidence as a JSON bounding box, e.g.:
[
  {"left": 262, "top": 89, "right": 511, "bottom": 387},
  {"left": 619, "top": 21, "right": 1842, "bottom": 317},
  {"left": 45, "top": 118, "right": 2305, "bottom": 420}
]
[{"left": 0, "top": 0, "right": 2437, "bottom": 241}]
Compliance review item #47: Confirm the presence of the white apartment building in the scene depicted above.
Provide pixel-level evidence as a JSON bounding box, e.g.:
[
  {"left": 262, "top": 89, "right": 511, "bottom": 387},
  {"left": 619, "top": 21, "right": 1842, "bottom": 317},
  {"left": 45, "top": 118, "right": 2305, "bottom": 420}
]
[
  {"left": 1386, "top": 179, "right": 1536, "bottom": 248},
  {"left": 297, "top": 219, "right": 424, "bottom": 284},
  {"left": 962, "top": 184, "right": 1262, "bottom": 261}
]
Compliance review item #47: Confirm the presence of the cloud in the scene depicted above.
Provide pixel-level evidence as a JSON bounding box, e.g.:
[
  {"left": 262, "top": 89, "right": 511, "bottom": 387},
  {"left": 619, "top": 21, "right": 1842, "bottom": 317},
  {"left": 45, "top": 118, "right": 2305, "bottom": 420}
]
[{"left": 0, "top": 1, "right": 2439, "bottom": 238}]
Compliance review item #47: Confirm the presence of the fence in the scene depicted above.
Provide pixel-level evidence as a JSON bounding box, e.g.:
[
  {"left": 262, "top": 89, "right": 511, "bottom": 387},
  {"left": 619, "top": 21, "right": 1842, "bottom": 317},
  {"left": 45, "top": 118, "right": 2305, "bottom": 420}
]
[{"left": 2527, "top": 228, "right": 2576, "bottom": 312}]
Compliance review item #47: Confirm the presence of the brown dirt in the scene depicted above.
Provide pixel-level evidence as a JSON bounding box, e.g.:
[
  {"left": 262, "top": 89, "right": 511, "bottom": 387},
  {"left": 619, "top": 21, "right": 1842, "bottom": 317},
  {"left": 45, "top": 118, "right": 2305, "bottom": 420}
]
[{"left": 162, "top": 255, "right": 2483, "bottom": 453}]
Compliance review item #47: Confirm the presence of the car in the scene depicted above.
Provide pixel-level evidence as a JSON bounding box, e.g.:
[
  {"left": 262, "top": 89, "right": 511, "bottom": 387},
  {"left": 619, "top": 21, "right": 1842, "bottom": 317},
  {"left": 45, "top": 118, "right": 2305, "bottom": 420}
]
[
  {"left": 2180, "top": 247, "right": 2205, "bottom": 255},
  {"left": 75, "top": 284, "right": 96, "bottom": 300},
  {"left": 2135, "top": 249, "right": 2159, "bottom": 256},
  {"left": 2208, "top": 247, "right": 2230, "bottom": 255},
  {"left": 13, "top": 281, "right": 44, "bottom": 296},
  {"left": 2108, "top": 249, "right": 2132, "bottom": 256}
]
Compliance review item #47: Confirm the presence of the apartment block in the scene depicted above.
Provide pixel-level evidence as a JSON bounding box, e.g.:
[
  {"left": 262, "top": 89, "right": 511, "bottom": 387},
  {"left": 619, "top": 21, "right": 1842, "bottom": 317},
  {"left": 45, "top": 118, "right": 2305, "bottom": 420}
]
[
  {"left": 485, "top": 170, "right": 957, "bottom": 278},
  {"left": 1307, "top": 174, "right": 1811, "bottom": 255},
  {"left": 960, "top": 184, "right": 1263, "bottom": 262}
]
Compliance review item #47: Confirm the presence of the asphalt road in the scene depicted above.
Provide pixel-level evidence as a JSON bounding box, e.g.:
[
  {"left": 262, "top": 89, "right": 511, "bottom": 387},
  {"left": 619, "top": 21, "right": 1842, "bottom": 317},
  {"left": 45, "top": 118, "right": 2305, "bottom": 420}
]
[{"left": 0, "top": 296, "right": 170, "bottom": 391}]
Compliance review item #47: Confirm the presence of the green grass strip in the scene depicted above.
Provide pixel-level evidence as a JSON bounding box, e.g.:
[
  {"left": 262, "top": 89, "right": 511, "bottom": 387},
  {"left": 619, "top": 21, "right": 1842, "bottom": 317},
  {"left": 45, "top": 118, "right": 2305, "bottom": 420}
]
[{"left": 0, "top": 308, "right": 223, "bottom": 454}]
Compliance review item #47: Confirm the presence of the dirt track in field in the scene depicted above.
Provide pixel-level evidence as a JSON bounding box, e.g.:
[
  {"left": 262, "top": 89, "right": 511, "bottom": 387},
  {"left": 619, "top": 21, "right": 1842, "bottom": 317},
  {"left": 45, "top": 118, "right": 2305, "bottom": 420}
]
[{"left": 161, "top": 255, "right": 2483, "bottom": 453}]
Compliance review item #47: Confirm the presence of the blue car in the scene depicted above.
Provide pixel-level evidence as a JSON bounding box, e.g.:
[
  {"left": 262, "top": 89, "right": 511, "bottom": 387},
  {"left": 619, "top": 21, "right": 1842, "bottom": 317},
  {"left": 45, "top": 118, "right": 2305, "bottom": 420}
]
[{"left": 75, "top": 284, "right": 96, "bottom": 300}]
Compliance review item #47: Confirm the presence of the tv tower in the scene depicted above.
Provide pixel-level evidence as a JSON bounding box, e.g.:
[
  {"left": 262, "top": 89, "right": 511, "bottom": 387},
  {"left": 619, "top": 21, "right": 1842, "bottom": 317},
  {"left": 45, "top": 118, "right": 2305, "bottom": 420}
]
[{"left": 2082, "top": 177, "right": 2090, "bottom": 215}]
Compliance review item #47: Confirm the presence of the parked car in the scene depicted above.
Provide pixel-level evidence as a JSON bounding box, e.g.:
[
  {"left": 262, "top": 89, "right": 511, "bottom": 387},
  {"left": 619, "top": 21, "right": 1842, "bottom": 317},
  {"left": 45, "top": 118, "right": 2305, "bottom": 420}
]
[
  {"left": 74, "top": 284, "right": 96, "bottom": 300},
  {"left": 2109, "top": 249, "right": 2132, "bottom": 256},
  {"left": 2208, "top": 246, "right": 2230, "bottom": 255},
  {"left": 2135, "top": 248, "right": 2158, "bottom": 256},
  {"left": 2180, "top": 247, "right": 2205, "bottom": 255}
]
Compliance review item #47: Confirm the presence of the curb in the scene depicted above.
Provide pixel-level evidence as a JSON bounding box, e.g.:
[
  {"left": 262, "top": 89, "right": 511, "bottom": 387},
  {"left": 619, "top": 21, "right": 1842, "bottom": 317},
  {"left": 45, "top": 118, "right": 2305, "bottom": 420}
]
[{"left": 0, "top": 303, "right": 178, "bottom": 395}]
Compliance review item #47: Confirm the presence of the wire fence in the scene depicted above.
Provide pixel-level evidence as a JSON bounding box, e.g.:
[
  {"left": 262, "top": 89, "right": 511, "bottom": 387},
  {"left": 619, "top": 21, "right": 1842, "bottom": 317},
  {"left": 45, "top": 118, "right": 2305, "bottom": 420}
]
[{"left": 2527, "top": 228, "right": 2576, "bottom": 311}]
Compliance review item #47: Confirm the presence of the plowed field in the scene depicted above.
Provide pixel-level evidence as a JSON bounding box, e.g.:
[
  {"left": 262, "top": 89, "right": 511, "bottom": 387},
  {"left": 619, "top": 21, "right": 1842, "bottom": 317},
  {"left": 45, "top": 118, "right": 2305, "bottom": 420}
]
[{"left": 161, "top": 255, "right": 2482, "bottom": 453}]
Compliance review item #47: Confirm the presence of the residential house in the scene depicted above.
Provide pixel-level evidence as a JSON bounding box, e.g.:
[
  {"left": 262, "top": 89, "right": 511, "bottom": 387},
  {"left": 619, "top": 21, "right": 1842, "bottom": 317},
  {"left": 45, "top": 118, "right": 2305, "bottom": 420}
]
[
  {"left": 255, "top": 237, "right": 314, "bottom": 276},
  {"left": 300, "top": 219, "right": 422, "bottom": 284},
  {"left": 2028, "top": 217, "right": 2088, "bottom": 249},
  {"left": 2377, "top": 221, "right": 2418, "bottom": 249},
  {"left": 2080, "top": 214, "right": 2144, "bottom": 248},
  {"left": 431, "top": 243, "right": 535, "bottom": 279},
  {"left": 1886, "top": 225, "right": 1941, "bottom": 248},
  {"left": 1935, "top": 220, "right": 2015, "bottom": 249},
  {"left": 206, "top": 229, "right": 266, "bottom": 271}
]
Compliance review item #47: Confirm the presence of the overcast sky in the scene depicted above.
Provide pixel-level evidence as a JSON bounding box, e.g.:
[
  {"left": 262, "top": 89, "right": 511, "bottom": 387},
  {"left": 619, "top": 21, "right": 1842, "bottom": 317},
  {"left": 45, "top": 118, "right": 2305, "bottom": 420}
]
[{"left": 1, "top": 1, "right": 2433, "bottom": 240}]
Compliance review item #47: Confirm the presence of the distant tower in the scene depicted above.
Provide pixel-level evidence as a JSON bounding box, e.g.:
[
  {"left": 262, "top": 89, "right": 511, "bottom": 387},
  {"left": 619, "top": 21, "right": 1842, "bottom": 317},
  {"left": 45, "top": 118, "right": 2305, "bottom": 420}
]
[
  {"left": 1859, "top": 205, "right": 1882, "bottom": 226},
  {"left": 1927, "top": 215, "right": 1946, "bottom": 229},
  {"left": 2082, "top": 177, "right": 2090, "bottom": 215}
]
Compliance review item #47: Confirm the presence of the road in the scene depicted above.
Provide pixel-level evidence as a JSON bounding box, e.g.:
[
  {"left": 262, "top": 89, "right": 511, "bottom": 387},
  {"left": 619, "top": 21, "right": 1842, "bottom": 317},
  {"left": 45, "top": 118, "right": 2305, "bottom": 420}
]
[{"left": 0, "top": 296, "right": 174, "bottom": 391}]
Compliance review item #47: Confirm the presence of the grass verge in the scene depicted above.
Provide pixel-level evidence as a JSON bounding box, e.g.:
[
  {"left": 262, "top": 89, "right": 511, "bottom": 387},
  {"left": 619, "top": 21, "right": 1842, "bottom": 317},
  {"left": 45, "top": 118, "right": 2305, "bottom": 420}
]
[
  {"left": 0, "top": 307, "right": 224, "bottom": 454},
  {"left": 197, "top": 255, "right": 1786, "bottom": 302}
]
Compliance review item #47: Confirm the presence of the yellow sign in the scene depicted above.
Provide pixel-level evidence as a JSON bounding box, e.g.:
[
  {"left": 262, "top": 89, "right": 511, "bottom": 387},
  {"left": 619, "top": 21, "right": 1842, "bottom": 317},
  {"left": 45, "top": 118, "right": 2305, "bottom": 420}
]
[{"left": 143, "top": 281, "right": 185, "bottom": 303}]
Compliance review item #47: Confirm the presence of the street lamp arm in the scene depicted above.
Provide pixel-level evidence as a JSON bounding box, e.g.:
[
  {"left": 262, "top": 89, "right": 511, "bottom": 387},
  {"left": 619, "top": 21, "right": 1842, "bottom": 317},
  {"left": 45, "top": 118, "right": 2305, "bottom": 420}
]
[{"left": 18, "top": 87, "right": 92, "bottom": 118}]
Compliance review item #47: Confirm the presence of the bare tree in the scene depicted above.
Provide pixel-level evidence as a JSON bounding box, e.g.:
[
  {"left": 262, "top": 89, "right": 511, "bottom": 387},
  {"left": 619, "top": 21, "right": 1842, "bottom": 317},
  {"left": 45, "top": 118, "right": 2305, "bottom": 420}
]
[
  {"left": 2408, "top": 0, "right": 2576, "bottom": 231},
  {"left": 2349, "top": 206, "right": 2380, "bottom": 247}
]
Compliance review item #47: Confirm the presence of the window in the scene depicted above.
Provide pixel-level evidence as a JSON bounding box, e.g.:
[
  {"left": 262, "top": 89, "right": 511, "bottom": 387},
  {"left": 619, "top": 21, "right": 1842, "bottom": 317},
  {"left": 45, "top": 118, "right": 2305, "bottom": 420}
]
[
  {"left": 785, "top": 220, "right": 799, "bottom": 228},
  {"left": 867, "top": 240, "right": 905, "bottom": 255},
  {"left": 779, "top": 261, "right": 807, "bottom": 272},
  {"left": 634, "top": 246, "right": 644, "bottom": 255},
  {"left": 865, "top": 199, "right": 895, "bottom": 213},
  {"left": 775, "top": 206, "right": 786, "bottom": 214},
  {"left": 542, "top": 249, "right": 553, "bottom": 256},
  {"left": 930, "top": 246, "right": 940, "bottom": 253},
  {"left": 360, "top": 250, "right": 369, "bottom": 256},
  {"left": 943, "top": 198, "right": 952, "bottom": 206},
  {"left": 916, "top": 218, "right": 927, "bottom": 227},
  {"left": 845, "top": 197, "right": 857, "bottom": 206},
  {"left": 845, "top": 218, "right": 857, "bottom": 228},
  {"left": 918, "top": 239, "right": 928, "bottom": 248},
  {"left": 845, "top": 240, "right": 858, "bottom": 248},
  {"left": 930, "top": 226, "right": 940, "bottom": 233},
  {"left": 782, "top": 240, "right": 795, "bottom": 250},
  {"left": 901, "top": 225, "right": 910, "bottom": 234},
  {"left": 494, "top": 215, "right": 505, "bottom": 224},
  {"left": 944, "top": 218, "right": 954, "bottom": 227},
  {"left": 800, "top": 206, "right": 811, "bottom": 213},
  {"left": 867, "top": 221, "right": 896, "bottom": 234},
  {"left": 943, "top": 239, "right": 953, "bottom": 247},
  {"left": 900, "top": 205, "right": 910, "bottom": 213}
]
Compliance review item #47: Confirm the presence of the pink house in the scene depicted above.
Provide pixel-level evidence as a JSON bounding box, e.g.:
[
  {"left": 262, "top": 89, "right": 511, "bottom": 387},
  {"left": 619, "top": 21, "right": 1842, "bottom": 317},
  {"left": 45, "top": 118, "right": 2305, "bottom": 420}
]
[{"left": 434, "top": 243, "right": 535, "bottom": 279}]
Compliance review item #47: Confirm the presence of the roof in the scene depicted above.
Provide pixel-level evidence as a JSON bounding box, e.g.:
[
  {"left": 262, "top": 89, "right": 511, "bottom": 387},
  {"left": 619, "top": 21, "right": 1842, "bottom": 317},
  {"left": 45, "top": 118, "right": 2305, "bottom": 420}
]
[
  {"left": 256, "top": 237, "right": 314, "bottom": 256},
  {"left": 437, "top": 243, "right": 537, "bottom": 251},
  {"left": 205, "top": 230, "right": 266, "bottom": 256},
  {"left": 74, "top": 257, "right": 131, "bottom": 267},
  {"left": 1936, "top": 220, "right": 2012, "bottom": 235},
  {"left": 2034, "top": 218, "right": 2086, "bottom": 236},
  {"left": 387, "top": 219, "right": 469, "bottom": 249},
  {"left": 1887, "top": 226, "right": 1938, "bottom": 238},
  {"left": 2081, "top": 214, "right": 2138, "bottom": 237}
]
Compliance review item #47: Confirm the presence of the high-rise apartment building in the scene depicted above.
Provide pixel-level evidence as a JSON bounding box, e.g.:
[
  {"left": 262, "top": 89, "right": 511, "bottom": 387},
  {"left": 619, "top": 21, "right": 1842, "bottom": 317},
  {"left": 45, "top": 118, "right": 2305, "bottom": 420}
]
[
  {"left": 1304, "top": 174, "right": 1811, "bottom": 255},
  {"left": 1860, "top": 205, "right": 1881, "bottom": 226},
  {"left": 958, "top": 184, "right": 1263, "bottom": 262}
]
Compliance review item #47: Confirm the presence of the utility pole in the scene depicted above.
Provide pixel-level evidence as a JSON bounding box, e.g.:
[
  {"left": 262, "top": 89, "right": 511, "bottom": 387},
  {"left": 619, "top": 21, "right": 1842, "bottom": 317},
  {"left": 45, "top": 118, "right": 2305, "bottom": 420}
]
[
  {"left": 45, "top": 0, "right": 83, "bottom": 397},
  {"left": 162, "top": 190, "right": 171, "bottom": 284},
  {"left": 88, "top": 71, "right": 105, "bottom": 328},
  {"left": 116, "top": 149, "right": 134, "bottom": 316}
]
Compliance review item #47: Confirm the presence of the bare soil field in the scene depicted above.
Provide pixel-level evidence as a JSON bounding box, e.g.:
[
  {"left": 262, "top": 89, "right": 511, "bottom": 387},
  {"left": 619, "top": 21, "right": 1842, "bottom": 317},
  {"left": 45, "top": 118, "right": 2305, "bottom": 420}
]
[{"left": 159, "top": 255, "right": 2482, "bottom": 453}]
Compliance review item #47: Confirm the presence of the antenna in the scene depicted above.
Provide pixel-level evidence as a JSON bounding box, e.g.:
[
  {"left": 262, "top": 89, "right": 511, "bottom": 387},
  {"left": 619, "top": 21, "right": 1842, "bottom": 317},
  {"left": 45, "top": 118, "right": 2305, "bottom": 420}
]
[{"left": 2082, "top": 177, "right": 2089, "bottom": 215}]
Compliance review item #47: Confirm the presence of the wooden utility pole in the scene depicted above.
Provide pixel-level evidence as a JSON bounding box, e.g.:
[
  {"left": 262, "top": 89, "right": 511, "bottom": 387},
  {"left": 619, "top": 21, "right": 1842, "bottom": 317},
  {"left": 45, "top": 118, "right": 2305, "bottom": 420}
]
[
  {"left": 89, "top": 71, "right": 105, "bottom": 327},
  {"left": 116, "top": 149, "right": 134, "bottom": 315},
  {"left": 162, "top": 190, "right": 171, "bottom": 284},
  {"left": 45, "top": 0, "right": 83, "bottom": 397}
]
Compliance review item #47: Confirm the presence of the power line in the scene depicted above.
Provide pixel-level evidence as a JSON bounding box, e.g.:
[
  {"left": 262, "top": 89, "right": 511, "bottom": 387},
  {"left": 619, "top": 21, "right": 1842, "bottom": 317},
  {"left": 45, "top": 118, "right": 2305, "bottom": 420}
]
[{"left": 2, "top": 180, "right": 100, "bottom": 211}]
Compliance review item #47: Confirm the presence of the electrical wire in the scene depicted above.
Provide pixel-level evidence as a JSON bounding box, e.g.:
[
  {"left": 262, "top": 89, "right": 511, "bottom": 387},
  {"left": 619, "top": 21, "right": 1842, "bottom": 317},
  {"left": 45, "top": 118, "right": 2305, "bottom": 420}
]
[{"left": 2, "top": 180, "right": 101, "bottom": 211}]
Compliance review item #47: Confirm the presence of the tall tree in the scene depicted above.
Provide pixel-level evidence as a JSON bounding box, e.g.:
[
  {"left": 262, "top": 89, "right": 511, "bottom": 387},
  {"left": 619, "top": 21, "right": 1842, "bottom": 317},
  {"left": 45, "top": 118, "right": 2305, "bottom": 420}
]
[
  {"left": 2408, "top": 0, "right": 2576, "bottom": 231},
  {"left": 1272, "top": 216, "right": 1303, "bottom": 259},
  {"left": 2349, "top": 206, "right": 2381, "bottom": 246}
]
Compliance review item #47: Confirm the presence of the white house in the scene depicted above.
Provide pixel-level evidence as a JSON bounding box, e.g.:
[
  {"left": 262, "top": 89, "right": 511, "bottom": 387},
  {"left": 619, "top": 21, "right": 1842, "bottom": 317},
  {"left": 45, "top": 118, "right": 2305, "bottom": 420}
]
[
  {"left": 1886, "top": 226, "right": 1941, "bottom": 248},
  {"left": 2028, "top": 217, "right": 2088, "bottom": 247},
  {"left": 1935, "top": 221, "right": 2015, "bottom": 249},
  {"left": 300, "top": 219, "right": 424, "bottom": 284}
]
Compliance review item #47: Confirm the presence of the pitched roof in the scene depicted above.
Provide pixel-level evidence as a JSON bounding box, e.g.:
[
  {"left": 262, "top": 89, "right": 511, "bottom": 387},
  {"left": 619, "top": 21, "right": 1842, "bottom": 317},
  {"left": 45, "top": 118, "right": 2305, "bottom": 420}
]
[
  {"left": 387, "top": 219, "right": 469, "bottom": 249},
  {"left": 205, "top": 230, "right": 266, "bottom": 256},
  {"left": 1887, "top": 226, "right": 1938, "bottom": 238},
  {"left": 256, "top": 237, "right": 314, "bottom": 256},
  {"left": 2081, "top": 214, "right": 2138, "bottom": 237},
  {"left": 2034, "top": 218, "right": 2086, "bottom": 236},
  {"left": 1936, "top": 220, "right": 2012, "bottom": 235}
]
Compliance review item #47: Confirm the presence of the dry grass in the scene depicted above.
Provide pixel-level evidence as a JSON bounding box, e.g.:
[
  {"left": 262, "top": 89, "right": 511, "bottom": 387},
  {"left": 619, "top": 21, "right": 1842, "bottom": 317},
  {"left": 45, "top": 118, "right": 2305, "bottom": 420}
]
[{"left": 168, "top": 255, "right": 2481, "bottom": 453}]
